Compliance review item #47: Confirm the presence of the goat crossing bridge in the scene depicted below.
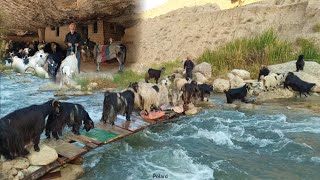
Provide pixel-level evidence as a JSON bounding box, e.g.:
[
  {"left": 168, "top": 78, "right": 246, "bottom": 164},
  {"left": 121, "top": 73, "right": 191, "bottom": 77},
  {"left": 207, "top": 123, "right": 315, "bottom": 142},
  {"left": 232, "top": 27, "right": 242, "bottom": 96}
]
[{"left": 23, "top": 111, "right": 179, "bottom": 180}]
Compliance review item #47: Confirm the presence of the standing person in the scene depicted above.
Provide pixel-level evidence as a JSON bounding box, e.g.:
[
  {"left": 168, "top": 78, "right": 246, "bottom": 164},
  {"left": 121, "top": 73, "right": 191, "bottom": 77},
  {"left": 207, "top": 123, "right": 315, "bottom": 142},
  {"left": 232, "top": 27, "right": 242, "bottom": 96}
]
[
  {"left": 64, "top": 22, "right": 82, "bottom": 73},
  {"left": 184, "top": 56, "right": 195, "bottom": 81}
]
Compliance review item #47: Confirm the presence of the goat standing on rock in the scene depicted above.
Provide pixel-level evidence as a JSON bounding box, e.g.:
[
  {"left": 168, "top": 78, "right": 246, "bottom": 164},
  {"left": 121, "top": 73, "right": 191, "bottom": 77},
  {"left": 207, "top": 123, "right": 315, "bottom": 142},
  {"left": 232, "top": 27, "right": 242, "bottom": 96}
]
[
  {"left": 145, "top": 67, "right": 166, "bottom": 84},
  {"left": 296, "top": 54, "right": 305, "bottom": 72},
  {"left": 0, "top": 100, "right": 60, "bottom": 159}
]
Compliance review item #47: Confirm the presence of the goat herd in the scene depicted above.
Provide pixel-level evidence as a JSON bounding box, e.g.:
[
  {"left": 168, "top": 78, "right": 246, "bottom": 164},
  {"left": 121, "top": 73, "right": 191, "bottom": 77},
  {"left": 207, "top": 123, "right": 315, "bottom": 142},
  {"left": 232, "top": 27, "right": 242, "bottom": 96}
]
[
  {"left": 2, "top": 40, "right": 79, "bottom": 86},
  {"left": 0, "top": 42, "right": 316, "bottom": 162}
]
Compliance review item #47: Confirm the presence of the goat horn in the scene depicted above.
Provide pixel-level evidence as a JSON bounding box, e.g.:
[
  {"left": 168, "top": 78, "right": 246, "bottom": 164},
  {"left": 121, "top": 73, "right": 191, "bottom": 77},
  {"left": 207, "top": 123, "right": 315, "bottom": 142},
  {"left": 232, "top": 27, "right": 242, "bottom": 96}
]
[{"left": 52, "top": 99, "right": 58, "bottom": 107}]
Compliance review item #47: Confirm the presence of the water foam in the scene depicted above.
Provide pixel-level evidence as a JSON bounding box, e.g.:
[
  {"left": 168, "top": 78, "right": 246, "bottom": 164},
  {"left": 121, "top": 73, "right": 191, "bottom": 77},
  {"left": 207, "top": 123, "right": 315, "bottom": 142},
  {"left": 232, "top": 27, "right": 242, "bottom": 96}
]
[
  {"left": 193, "top": 129, "right": 240, "bottom": 149},
  {"left": 311, "top": 157, "right": 320, "bottom": 164}
]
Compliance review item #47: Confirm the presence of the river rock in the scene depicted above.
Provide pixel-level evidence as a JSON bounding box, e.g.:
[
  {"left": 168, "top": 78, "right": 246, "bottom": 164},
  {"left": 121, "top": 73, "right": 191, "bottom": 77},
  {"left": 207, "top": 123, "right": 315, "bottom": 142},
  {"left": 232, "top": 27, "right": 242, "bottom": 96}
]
[
  {"left": 55, "top": 164, "right": 84, "bottom": 180},
  {"left": 231, "top": 69, "right": 251, "bottom": 80},
  {"left": 268, "top": 60, "right": 320, "bottom": 78},
  {"left": 16, "top": 171, "right": 24, "bottom": 180},
  {"left": 27, "top": 145, "right": 58, "bottom": 166},
  {"left": 195, "top": 101, "right": 216, "bottom": 108},
  {"left": 185, "top": 107, "right": 199, "bottom": 115},
  {"left": 223, "top": 103, "right": 237, "bottom": 109},
  {"left": 193, "top": 72, "right": 208, "bottom": 83},
  {"left": 13, "top": 158, "right": 30, "bottom": 170},
  {"left": 184, "top": 103, "right": 200, "bottom": 115},
  {"left": 230, "top": 75, "right": 244, "bottom": 88},
  {"left": 239, "top": 103, "right": 256, "bottom": 110},
  {"left": 256, "top": 89, "right": 295, "bottom": 102},
  {"left": 213, "top": 78, "right": 230, "bottom": 93},
  {"left": 10, "top": 168, "right": 18, "bottom": 176},
  {"left": 193, "top": 62, "right": 212, "bottom": 78}
]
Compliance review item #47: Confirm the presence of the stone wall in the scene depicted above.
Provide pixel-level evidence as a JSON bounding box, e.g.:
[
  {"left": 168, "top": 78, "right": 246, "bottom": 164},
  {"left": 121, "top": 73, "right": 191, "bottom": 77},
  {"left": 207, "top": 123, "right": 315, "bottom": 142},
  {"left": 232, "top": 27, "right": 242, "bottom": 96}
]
[
  {"left": 45, "top": 25, "right": 71, "bottom": 49},
  {"left": 103, "top": 21, "right": 125, "bottom": 43},
  {"left": 88, "top": 20, "right": 105, "bottom": 45}
]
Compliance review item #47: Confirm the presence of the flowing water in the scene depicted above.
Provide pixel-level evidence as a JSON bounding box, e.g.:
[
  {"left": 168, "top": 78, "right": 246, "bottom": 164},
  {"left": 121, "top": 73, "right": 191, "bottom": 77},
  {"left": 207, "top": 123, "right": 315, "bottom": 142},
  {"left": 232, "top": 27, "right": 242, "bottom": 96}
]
[{"left": 1, "top": 73, "right": 320, "bottom": 180}]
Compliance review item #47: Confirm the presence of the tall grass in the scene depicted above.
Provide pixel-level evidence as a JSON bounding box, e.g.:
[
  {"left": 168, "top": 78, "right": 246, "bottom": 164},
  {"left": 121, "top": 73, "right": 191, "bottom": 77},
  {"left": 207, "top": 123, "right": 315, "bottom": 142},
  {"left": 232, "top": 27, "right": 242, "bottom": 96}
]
[
  {"left": 296, "top": 38, "right": 320, "bottom": 63},
  {"left": 112, "top": 70, "right": 144, "bottom": 88},
  {"left": 198, "top": 30, "right": 320, "bottom": 77}
]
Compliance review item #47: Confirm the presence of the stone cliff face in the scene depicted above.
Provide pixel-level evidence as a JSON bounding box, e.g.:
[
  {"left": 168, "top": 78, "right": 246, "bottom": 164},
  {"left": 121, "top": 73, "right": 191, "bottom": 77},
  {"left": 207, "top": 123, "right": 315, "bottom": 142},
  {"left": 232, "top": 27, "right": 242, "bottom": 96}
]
[
  {"left": 0, "top": 0, "right": 138, "bottom": 34},
  {"left": 122, "top": 0, "right": 320, "bottom": 71}
]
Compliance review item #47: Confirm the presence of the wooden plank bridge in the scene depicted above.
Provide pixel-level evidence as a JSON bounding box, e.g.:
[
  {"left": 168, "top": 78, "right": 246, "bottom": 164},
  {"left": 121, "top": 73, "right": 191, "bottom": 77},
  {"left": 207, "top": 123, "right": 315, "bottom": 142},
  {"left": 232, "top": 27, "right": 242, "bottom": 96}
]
[{"left": 23, "top": 111, "right": 179, "bottom": 180}]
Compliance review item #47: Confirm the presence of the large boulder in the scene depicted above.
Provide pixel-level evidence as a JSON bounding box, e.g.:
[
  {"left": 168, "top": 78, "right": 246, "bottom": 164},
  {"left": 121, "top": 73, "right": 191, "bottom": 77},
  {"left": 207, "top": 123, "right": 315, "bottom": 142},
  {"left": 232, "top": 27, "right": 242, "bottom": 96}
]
[
  {"left": 193, "top": 62, "right": 212, "bottom": 78},
  {"left": 193, "top": 72, "right": 208, "bottom": 83},
  {"left": 256, "top": 89, "right": 295, "bottom": 102},
  {"left": 231, "top": 69, "right": 251, "bottom": 80},
  {"left": 268, "top": 61, "right": 320, "bottom": 78},
  {"left": 213, "top": 78, "right": 230, "bottom": 93},
  {"left": 230, "top": 75, "right": 245, "bottom": 88},
  {"left": 27, "top": 145, "right": 58, "bottom": 166}
]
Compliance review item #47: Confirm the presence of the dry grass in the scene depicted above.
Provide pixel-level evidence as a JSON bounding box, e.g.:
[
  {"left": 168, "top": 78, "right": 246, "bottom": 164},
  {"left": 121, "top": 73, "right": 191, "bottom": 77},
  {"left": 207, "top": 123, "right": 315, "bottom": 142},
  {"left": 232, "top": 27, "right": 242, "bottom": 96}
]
[
  {"left": 75, "top": 76, "right": 117, "bottom": 91},
  {"left": 313, "top": 23, "right": 320, "bottom": 33}
]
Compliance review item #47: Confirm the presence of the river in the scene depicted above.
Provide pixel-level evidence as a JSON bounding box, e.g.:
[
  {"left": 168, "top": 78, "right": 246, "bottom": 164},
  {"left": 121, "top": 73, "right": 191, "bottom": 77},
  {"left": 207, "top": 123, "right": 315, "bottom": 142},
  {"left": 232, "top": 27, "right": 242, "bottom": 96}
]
[{"left": 1, "top": 73, "right": 320, "bottom": 180}]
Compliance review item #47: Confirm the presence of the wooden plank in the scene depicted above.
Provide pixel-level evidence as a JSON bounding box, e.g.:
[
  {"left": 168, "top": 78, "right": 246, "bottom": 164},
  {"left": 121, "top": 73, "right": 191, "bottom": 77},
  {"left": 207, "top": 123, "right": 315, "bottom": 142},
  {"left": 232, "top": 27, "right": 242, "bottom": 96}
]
[
  {"left": 96, "top": 122, "right": 132, "bottom": 135},
  {"left": 55, "top": 143, "right": 87, "bottom": 160},
  {"left": 114, "top": 115, "right": 150, "bottom": 131},
  {"left": 64, "top": 133, "right": 98, "bottom": 149},
  {"left": 23, "top": 157, "right": 68, "bottom": 180},
  {"left": 79, "top": 135, "right": 103, "bottom": 145},
  {"left": 39, "top": 171, "right": 61, "bottom": 180}
]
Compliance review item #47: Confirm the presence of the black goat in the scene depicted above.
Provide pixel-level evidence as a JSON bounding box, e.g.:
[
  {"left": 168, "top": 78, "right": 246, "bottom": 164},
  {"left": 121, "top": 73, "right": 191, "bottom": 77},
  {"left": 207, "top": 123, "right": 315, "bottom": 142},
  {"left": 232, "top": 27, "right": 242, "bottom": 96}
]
[
  {"left": 181, "top": 81, "right": 199, "bottom": 104},
  {"left": 145, "top": 67, "right": 166, "bottom": 84},
  {"left": 258, "top": 66, "right": 270, "bottom": 81},
  {"left": 0, "top": 100, "right": 60, "bottom": 159},
  {"left": 224, "top": 84, "right": 252, "bottom": 104},
  {"left": 197, "top": 83, "right": 214, "bottom": 101},
  {"left": 296, "top": 54, "right": 305, "bottom": 72},
  {"left": 284, "top": 72, "right": 315, "bottom": 97},
  {"left": 45, "top": 102, "right": 94, "bottom": 140}
]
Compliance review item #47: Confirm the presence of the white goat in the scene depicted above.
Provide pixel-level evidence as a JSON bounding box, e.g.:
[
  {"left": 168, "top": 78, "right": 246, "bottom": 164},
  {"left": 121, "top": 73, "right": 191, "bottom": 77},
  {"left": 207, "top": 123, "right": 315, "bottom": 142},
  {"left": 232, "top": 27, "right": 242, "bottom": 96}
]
[
  {"left": 172, "top": 78, "right": 189, "bottom": 105},
  {"left": 59, "top": 54, "right": 79, "bottom": 87},
  {"left": 262, "top": 73, "right": 286, "bottom": 91},
  {"left": 35, "top": 64, "right": 49, "bottom": 78},
  {"left": 133, "top": 82, "right": 160, "bottom": 114},
  {"left": 12, "top": 56, "right": 32, "bottom": 73},
  {"left": 28, "top": 50, "right": 48, "bottom": 68}
]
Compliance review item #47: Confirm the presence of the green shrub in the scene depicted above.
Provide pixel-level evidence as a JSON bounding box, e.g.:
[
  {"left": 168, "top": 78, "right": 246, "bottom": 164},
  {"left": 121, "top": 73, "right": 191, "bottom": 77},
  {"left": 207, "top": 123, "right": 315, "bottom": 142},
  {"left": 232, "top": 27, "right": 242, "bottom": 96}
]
[
  {"left": 198, "top": 30, "right": 295, "bottom": 77},
  {"left": 295, "top": 38, "right": 320, "bottom": 63}
]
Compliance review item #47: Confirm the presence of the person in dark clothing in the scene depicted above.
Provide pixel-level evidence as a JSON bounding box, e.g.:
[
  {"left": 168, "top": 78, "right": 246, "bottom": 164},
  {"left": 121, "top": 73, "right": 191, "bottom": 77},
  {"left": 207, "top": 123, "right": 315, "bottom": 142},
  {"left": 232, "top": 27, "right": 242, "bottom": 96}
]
[
  {"left": 64, "top": 22, "right": 82, "bottom": 73},
  {"left": 184, "top": 56, "right": 195, "bottom": 81}
]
